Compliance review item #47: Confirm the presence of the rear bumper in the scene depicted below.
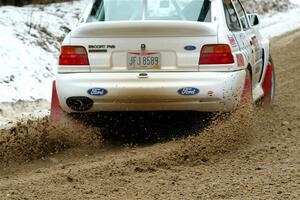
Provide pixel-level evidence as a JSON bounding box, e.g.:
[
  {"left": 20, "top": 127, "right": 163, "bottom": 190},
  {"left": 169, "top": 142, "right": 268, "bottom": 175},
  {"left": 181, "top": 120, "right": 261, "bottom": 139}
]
[{"left": 56, "top": 71, "right": 246, "bottom": 113}]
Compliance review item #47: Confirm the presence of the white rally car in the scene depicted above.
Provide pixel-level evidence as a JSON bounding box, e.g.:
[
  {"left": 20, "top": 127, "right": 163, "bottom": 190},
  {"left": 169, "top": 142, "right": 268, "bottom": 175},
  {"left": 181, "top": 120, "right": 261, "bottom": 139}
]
[{"left": 50, "top": 0, "right": 275, "bottom": 120}]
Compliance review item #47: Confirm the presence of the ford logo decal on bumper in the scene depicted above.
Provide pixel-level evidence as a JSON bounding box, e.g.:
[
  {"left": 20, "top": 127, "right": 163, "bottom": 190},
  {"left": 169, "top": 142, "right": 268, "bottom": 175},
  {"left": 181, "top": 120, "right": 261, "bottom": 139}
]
[
  {"left": 178, "top": 87, "right": 200, "bottom": 96},
  {"left": 184, "top": 45, "right": 197, "bottom": 51},
  {"left": 87, "top": 88, "right": 108, "bottom": 96}
]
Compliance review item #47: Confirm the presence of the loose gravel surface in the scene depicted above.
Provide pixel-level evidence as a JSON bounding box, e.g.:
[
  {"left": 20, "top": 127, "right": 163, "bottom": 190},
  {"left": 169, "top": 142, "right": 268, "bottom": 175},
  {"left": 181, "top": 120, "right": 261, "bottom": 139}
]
[{"left": 0, "top": 30, "right": 299, "bottom": 200}]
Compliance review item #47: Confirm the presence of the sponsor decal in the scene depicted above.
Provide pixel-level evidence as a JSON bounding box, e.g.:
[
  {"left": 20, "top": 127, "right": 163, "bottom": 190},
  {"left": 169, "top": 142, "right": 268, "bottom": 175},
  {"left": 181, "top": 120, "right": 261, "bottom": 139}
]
[
  {"left": 89, "top": 49, "right": 107, "bottom": 53},
  {"left": 184, "top": 45, "right": 197, "bottom": 51},
  {"left": 228, "top": 34, "right": 238, "bottom": 47},
  {"left": 178, "top": 87, "right": 200, "bottom": 96},
  {"left": 251, "top": 36, "right": 258, "bottom": 46},
  {"left": 239, "top": 33, "right": 248, "bottom": 47},
  {"left": 88, "top": 45, "right": 116, "bottom": 49},
  {"left": 87, "top": 88, "right": 108, "bottom": 96},
  {"left": 251, "top": 36, "right": 263, "bottom": 62},
  {"left": 88, "top": 45, "right": 115, "bottom": 53},
  {"left": 242, "top": 51, "right": 250, "bottom": 62}
]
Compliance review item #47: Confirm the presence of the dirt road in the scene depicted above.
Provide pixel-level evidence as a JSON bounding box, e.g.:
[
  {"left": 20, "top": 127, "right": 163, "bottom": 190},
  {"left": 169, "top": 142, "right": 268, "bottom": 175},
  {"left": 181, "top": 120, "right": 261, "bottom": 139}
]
[{"left": 0, "top": 30, "right": 299, "bottom": 200}]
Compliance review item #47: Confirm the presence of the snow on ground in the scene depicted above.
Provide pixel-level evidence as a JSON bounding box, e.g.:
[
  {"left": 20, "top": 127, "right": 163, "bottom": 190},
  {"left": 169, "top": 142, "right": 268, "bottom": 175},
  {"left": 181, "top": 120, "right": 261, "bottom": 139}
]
[
  {"left": 259, "top": 0, "right": 300, "bottom": 38},
  {"left": 0, "top": 99, "right": 49, "bottom": 128},
  {"left": 0, "top": 0, "right": 300, "bottom": 126},
  {"left": 0, "top": 0, "right": 89, "bottom": 102}
]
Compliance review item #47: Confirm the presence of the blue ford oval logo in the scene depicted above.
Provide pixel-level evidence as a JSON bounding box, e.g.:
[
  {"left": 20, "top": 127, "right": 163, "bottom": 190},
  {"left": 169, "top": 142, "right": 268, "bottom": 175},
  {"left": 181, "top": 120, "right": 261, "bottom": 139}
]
[
  {"left": 178, "top": 87, "right": 200, "bottom": 96},
  {"left": 184, "top": 45, "right": 197, "bottom": 51},
  {"left": 87, "top": 88, "right": 108, "bottom": 96}
]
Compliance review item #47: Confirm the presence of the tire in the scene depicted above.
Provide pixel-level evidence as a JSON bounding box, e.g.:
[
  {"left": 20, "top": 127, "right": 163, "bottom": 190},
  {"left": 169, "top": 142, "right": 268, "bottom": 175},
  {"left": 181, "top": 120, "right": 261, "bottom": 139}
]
[{"left": 261, "top": 56, "right": 276, "bottom": 108}]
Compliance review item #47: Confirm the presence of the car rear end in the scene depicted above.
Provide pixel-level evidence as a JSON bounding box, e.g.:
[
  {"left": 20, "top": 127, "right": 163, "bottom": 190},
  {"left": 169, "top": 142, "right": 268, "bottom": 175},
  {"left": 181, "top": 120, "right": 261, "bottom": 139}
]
[{"left": 55, "top": 0, "right": 247, "bottom": 113}]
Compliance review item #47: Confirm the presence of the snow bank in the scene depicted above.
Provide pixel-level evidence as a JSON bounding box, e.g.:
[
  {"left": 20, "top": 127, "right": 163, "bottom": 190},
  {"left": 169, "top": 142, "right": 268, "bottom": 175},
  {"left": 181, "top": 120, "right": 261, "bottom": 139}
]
[
  {"left": 0, "top": 0, "right": 88, "bottom": 102},
  {"left": 0, "top": 99, "right": 49, "bottom": 127},
  {"left": 242, "top": 0, "right": 291, "bottom": 14}
]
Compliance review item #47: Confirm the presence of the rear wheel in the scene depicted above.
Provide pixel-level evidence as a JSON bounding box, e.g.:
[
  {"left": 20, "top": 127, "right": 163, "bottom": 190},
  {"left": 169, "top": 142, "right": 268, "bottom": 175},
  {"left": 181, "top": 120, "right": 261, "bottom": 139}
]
[{"left": 261, "top": 56, "right": 276, "bottom": 108}]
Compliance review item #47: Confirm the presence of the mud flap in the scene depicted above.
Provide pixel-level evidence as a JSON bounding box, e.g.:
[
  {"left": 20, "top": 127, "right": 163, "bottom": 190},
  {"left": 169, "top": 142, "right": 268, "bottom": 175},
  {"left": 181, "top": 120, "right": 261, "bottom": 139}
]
[
  {"left": 50, "top": 81, "right": 63, "bottom": 122},
  {"left": 240, "top": 69, "right": 252, "bottom": 106},
  {"left": 262, "top": 63, "right": 273, "bottom": 99}
]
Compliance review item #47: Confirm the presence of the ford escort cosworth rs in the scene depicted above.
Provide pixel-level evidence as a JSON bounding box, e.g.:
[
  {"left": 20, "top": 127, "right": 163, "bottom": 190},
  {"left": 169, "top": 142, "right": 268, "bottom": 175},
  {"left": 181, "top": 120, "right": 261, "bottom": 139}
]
[{"left": 50, "top": 0, "right": 275, "bottom": 119}]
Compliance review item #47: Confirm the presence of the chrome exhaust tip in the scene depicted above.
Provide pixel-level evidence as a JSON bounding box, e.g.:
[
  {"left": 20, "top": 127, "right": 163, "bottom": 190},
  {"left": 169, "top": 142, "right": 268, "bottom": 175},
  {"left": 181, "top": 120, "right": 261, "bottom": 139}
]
[{"left": 66, "top": 97, "right": 93, "bottom": 111}]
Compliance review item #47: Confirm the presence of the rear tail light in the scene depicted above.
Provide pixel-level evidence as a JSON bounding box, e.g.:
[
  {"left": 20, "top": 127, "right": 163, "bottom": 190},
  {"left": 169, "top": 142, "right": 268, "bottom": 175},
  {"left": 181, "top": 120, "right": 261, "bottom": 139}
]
[
  {"left": 199, "top": 44, "right": 234, "bottom": 65},
  {"left": 59, "top": 46, "right": 89, "bottom": 65}
]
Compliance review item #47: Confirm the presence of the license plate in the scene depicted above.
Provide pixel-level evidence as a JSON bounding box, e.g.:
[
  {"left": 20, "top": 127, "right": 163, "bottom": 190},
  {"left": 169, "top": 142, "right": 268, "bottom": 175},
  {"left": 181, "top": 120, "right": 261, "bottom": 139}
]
[{"left": 127, "top": 52, "right": 161, "bottom": 70}]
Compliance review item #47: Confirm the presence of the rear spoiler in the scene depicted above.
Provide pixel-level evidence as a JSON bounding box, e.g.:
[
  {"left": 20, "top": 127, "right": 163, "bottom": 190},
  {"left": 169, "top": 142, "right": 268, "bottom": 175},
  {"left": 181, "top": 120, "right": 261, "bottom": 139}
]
[{"left": 72, "top": 21, "right": 217, "bottom": 38}]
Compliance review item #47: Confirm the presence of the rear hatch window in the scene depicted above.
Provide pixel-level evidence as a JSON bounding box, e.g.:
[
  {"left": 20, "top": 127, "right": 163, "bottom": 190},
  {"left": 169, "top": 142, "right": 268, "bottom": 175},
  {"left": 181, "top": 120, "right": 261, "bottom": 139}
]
[{"left": 89, "top": 0, "right": 211, "bottom": 22}]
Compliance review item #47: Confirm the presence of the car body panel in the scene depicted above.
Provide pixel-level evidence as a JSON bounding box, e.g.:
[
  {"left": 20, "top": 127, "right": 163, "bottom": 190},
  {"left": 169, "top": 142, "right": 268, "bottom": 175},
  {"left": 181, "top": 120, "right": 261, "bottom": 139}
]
[
  {"left": 57, "top": 71, "right": 245, "bottom": 112},
  {"left": 68, "top": 36, "right": 217, "bottom": 73},
  {"left": 55, "top": 0, "right": 271, "bottom": 113}
]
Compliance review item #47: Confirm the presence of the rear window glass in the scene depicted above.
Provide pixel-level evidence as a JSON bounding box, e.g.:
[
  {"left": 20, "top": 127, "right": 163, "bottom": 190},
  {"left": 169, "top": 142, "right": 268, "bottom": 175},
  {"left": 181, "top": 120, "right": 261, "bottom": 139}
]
[
  {"left": 89, "top": 0, "right": 211, "bottom": 22},
  {"left": 223, "top": 0, "right": 241, "bottom": 31}
]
